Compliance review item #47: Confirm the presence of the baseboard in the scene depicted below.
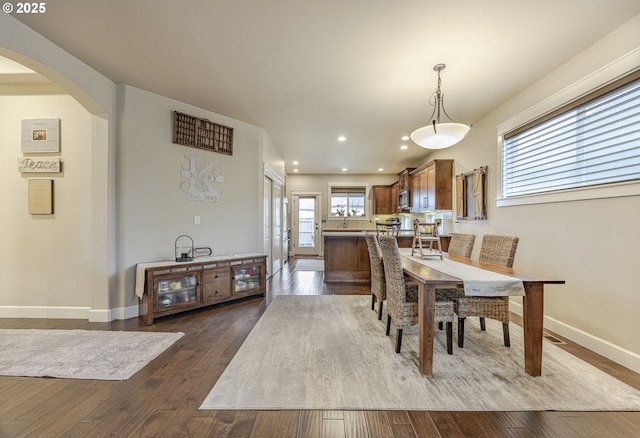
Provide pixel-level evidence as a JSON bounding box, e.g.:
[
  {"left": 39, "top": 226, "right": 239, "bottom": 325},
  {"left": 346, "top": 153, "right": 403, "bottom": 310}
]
[
  {"left": 0, "top": 305, "right": 90, "bottom": 319},
  {"left": 89, "top": 304, "right": 139, "bottom": 322},
  {"left": 510, "top": 301, "right": 640, "bottom": 374},
  {"left": 0, "top": 304, "right": 139, "bottom": 322}
]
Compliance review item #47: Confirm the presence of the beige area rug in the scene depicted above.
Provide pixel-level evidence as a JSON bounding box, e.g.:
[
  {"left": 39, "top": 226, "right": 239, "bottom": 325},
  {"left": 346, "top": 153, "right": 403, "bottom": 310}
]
[
  {"left": 0, "top": 329, "right": 184, "bottom": 380},
  {"left": 294, "top": 259, "right": 325, "bottom": 271},
  {"left": 200, "top": 295, "right": 640, "bottom": 411}
]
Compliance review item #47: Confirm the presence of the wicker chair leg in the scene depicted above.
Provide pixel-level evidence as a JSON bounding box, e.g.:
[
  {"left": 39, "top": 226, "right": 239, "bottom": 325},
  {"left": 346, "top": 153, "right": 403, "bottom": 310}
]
[
  {"left": 458, "top": 317, "right": 465, "bottom": 348},
  {"left": 377, "top": 301, "right": 384, "bottom": 320},
  {"left": 396, "top": 328, "right": 403, "bottom": 353},
  {"left": 480, "top": 317, "right": 486, "bottom": 331},
  {"left": 371, "top": 293, "right": 376, "bottom": 310},
  {"left": 503, "top": 322, "right": 511, "bottom": 347},
  {"left": 446, "top": 322, "right": 453, "bottom": 354},
  {"left": 386, "top": 314, "right": 392, "bottom": 336}
]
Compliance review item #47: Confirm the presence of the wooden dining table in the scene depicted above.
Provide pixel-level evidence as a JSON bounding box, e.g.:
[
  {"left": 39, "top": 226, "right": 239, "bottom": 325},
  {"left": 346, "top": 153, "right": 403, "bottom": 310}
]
[{"left": 401, "top": 253, "right": 565, "bottom": 377}]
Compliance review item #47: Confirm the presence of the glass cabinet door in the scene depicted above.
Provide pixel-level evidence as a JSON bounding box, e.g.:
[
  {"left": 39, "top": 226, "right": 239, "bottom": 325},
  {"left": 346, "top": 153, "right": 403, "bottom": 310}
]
[
  {"left": 155, "top": 272, "right": 199, "bottom": 309},
  {"left": 233, "top": 264, "right": 262, "bottom": 293}
]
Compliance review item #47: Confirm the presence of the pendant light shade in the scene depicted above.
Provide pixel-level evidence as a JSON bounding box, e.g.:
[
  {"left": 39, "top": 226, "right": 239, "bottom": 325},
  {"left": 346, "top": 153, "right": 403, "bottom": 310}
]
[{"left": 410, "top": 64, "right": 470, "bottom": 149}]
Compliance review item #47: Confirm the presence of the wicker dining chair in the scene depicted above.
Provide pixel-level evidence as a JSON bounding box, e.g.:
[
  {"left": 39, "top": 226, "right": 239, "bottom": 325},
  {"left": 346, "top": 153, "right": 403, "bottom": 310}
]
[
  {"left": 436, "top": 233, "right": 476, "bottom": 329},
  {"left": 455, "top": 234, "right": 519, "bottom": 348},
  {"left": 376, "top": 222, "right": 401, "bottom": 237},
  {"left": 378, "top": 235, "right": 454, "bottom": 355},
  {"left": 365, "top": 232, "right": 386, "bottom": 320}
]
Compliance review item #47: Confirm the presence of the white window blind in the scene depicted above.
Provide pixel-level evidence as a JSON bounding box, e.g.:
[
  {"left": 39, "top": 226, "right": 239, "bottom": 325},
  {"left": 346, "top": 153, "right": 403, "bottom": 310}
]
[{"left": 502, "top": 71, "right": 640, "bottom": 198}]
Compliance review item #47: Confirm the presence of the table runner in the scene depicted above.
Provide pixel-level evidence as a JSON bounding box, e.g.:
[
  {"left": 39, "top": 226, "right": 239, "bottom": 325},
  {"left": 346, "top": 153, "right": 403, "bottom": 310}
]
[{"left": 400, "top": 248, "right": 525, "bottom": 296}]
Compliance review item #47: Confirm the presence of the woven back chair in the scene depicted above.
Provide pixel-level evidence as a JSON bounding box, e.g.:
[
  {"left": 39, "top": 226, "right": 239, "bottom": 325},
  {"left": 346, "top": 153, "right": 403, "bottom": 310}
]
[
  {"left": 447, "top": 233, "right": 476, "bottom": 258},
  {"left": 435, "top": 233, "right": 476, "bottom": 329},
  {"left": 365, "top": 232, "right": 386, "bottom": 320},
  {"left": 378, "top": 235, "right": 454, "bottom": 354},
  {"left": 455, "top": 234, "right": 519, "bottom": 348},
  {"left": 376, "top": 222, "right": 401, "bottom": 237}
]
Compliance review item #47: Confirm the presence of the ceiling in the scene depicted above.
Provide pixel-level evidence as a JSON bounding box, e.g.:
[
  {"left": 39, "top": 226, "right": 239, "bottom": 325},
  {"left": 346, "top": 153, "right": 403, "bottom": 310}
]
[{"left": 8, "top": 0, "right": 640, "bottom": 174}]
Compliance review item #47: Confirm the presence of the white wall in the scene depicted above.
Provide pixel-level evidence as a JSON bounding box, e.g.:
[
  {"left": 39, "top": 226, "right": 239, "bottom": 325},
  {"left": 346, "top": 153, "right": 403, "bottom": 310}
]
[
  {"left": 0, "top": 94, "right": 93, "bottom": 316},
  {"left": 1, "top": 12, "right": 117, "bottom": 320},
  {"left": 425, "top": 15, "right": 640, "bottom": 372},
  {"left": 116, "top": 85, "right": 267, "bottom": 310}
]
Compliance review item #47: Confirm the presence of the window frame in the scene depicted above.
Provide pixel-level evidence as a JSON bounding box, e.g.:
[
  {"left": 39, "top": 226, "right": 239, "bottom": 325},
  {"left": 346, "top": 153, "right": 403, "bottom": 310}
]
[
  {"left": 327, "top": 182, "right": 369, "bottom": 219},
  {"left": 496, "top": 53, "right": 640, "bottom": 207}
]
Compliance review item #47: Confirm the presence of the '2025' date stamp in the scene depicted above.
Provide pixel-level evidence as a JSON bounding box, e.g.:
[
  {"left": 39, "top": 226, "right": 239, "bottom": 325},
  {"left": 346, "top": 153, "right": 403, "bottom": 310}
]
[{"left": 3, "top": 2, "right": 47, "bottom": 14}]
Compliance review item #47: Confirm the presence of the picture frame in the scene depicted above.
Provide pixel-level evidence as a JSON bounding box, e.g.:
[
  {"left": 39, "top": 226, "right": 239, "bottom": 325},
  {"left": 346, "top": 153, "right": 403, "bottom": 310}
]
[
  {"left": 21, "top": 119, "right": 60, "bottom": 153},
  {"left": 28, "top": 179, "right": 54, "bottom": 215}
]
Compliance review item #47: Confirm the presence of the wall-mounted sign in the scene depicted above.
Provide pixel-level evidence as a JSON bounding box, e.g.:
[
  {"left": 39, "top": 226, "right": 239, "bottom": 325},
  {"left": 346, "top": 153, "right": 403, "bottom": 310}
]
[
  {"left": 180, "top": 155, "right": 224, "bottom": 202},
  {"left": 21, "top": 119, "right": 60, "bottom": 153},
  {"left": 17, "top": 157, "right": 61, "bottom": 173},
  {"left": 28, "top": 179, "right": 54, "bottom": 215}
]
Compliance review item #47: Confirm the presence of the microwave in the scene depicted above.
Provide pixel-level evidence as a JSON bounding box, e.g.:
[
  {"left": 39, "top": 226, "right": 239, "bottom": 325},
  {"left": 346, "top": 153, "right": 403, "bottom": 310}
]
[{"left": 398, "top": 189, "right": 411, "bottom": 210}]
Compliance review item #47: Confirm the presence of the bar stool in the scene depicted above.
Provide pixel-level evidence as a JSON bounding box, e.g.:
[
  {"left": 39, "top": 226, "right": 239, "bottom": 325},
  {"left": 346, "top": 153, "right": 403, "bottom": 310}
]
[{"left": 411, "top": 220, "right": 442, "bottom": 260}]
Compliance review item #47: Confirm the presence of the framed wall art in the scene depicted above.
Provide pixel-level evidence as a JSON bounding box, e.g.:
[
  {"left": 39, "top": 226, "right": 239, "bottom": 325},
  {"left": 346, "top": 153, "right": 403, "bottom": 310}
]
[
  {"left": 28, "top": 179, "right": 54, "bottom": 215},
  {"left": 21, "top": 119, "right": 60, "bottom": 153}
]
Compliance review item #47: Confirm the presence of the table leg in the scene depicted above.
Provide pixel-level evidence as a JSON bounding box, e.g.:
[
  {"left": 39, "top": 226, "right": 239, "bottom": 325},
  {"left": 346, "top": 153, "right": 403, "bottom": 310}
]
[
  {"left": 418, "top": 282, "right": 436, "bottom": 376},
  {"left": 522, "top": 282, "right": 544, "bottom": 376}
]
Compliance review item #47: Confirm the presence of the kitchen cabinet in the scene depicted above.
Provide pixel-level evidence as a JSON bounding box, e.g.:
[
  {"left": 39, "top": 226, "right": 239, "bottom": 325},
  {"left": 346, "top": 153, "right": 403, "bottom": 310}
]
[
  {"left": 139, "top": 254, "right": 266, "bottom": 325},
  {"left": 372, "top": 185, "right": 392, "bottom": 214},
  {"left": 410, "top": 160, "right": 453, "bottom": 212},
  {"left": 397, "top": 168, "right": 415, "bottom": 210},
  {"left": 389, "top": 181, "right": 399, "bottom": 213}
]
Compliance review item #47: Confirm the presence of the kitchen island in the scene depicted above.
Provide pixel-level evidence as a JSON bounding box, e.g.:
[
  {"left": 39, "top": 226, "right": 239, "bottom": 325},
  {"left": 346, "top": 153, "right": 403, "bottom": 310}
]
[
  {"left": 323, "top": 230, "right": 450, "bottom": 283},
  {"left": 323, "top": 231, "right": 371, "bottom": 284}
]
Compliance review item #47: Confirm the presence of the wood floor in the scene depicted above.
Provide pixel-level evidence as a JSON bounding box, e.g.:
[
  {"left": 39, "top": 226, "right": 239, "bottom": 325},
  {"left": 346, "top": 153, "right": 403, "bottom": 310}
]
[{"left": 1, "top": 257, "right": 639, "bottom": 438}]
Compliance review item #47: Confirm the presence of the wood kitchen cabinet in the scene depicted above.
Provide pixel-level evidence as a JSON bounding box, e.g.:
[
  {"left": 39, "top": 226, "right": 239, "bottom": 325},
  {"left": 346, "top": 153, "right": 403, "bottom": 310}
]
[
  {"left": 372, "top": 185, "right": 396, "bottom": 214},
  {"left": 139, "top": 254, "right": 266, "bottom": 325},
  {"left": 389, "top": 181, "right": 399, "bottom": 213},
  {"left": 410, "top": 160, "right": 453, "bottom": 212}
]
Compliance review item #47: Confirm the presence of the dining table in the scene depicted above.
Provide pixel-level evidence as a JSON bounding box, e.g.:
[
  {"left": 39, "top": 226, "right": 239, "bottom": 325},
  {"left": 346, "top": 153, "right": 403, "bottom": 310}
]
[{"left": 400, "top": 251, "right": 565, "bottom": 377}]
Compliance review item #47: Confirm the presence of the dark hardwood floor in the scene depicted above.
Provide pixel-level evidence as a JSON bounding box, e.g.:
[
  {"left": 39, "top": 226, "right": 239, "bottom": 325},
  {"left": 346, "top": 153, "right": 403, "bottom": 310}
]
[{"left": 1, "top": 257, "right": 639, "bottom": 437}]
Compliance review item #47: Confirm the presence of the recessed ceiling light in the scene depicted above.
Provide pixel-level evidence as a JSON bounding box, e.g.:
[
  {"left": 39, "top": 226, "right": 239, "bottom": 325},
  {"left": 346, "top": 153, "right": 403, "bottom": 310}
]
[
  {"left": 337, "top": 136, "right": 346, "bottom": 142},
  {"left": 378, "top": 168, "right": 384, "bottom": 172},
  {"left": 293, "top": 169, "right": 299, "bottom": 173},
  {"left": 400, "top": 145, "right": 409, "bottom": 150},
  {"left": 292, "top": 161, "right": 299, "bottom": 165},
  {"left": 401, "top": 135, "right": 410, "bottom": 141},
  {"left": 342, "top": 168, "right": 348, "bottom": 172}
]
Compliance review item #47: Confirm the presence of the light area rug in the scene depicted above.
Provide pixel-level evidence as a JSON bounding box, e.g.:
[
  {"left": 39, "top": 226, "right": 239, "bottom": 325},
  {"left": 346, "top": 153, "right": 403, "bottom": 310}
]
[
  {"left": 200, "top": 295, "right": 640, "bottom": 411},
  {"left": 294, "top": 259, "right": 325, "bottom": 271},
  {"left": 0, "top": 329, "right": 184, "bottom": 380}
]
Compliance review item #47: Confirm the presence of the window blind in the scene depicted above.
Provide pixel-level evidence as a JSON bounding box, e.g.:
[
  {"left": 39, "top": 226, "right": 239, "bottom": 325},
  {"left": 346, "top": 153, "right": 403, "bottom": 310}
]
[{"left": 502, "top": 71, "right": 640, "bottom": 198}]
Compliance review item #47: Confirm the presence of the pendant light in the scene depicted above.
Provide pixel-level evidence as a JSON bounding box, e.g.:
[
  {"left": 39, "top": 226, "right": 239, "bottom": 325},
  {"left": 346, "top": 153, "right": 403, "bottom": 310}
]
[{"left": 410, "top": 63, "right": 471, "bottom": 149}]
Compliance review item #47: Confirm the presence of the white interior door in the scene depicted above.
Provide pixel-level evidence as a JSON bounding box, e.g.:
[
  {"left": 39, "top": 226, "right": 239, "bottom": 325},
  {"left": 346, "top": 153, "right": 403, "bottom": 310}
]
[
  {"left": 263, "top": 176, "right": 272, "bottom": 276},
  {"left": 271, "top": 181, "right": 283, "bottom": 275}
]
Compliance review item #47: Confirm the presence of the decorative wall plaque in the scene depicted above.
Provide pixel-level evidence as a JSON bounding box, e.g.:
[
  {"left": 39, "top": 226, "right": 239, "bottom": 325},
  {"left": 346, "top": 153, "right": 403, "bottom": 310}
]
[
  {"left": 21, "top": 119, "right": 60, "bottom": 153},
  {"left": 28, "top": 179, "right": 54, "bottom": 214},
  {"left": 17, "top": 157, "right": 61, "bottom": 173},
  {"left": 180, "top": 155, "right": 224, "bottom": 202},
  {"left": 173, "top": 111, "right": 233, "bottom": 156}
]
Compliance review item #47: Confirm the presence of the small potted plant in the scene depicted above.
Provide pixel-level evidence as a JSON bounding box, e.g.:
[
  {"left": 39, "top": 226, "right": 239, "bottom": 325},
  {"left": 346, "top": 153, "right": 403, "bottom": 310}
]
[{"left": 336, "top": 208, "right": 345, "bottom": 216}]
